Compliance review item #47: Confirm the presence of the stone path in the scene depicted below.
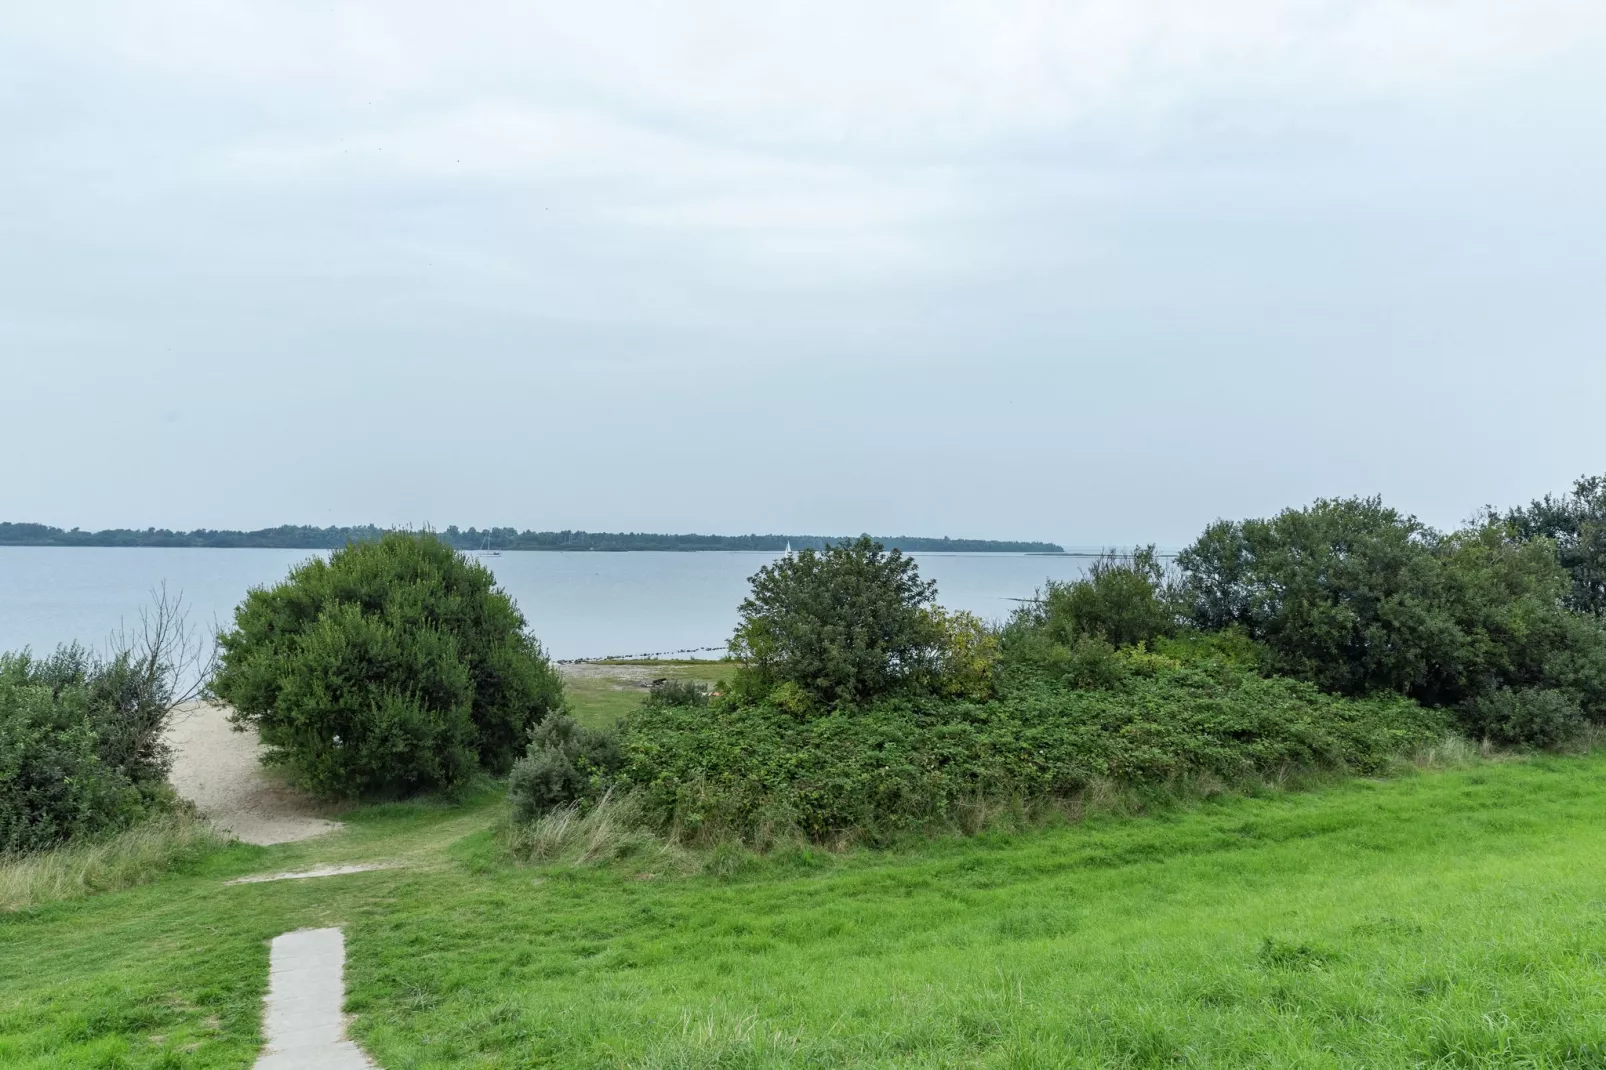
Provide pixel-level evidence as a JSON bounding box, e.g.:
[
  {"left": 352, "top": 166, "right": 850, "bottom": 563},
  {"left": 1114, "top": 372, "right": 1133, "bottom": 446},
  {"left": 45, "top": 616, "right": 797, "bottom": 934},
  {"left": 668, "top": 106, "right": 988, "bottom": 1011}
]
[{"left": 255, "top": 928, "right": 376, "bottom": 1069}]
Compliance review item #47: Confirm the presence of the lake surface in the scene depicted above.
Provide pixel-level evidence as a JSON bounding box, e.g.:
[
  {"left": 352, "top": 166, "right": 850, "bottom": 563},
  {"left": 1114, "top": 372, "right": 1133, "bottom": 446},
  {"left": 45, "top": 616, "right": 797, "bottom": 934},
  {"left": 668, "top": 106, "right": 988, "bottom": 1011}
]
[{"left": 0, "top": 548, "right": 1093, "bottom": 661}]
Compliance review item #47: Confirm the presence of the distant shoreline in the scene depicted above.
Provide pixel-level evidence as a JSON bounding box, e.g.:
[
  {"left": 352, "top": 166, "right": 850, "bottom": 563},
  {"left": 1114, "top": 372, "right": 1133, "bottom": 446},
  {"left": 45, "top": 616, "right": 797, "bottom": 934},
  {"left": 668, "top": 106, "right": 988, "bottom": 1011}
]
[{"left": 0, "top": 523, "right": 1063, "bottom": 555}]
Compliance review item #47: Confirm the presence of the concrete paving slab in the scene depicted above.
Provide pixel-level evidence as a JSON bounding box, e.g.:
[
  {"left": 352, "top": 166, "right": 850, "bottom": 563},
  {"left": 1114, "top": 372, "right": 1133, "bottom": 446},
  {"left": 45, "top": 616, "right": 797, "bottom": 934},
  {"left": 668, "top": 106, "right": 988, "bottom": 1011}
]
[{"left": 255, "top": 927, "right": 377, "bottom": 1070}]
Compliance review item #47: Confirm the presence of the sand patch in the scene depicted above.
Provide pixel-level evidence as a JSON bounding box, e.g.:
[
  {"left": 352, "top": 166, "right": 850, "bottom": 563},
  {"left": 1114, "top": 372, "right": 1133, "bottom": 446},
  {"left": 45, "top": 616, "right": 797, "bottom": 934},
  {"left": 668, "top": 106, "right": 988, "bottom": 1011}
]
[
  {"left": 166, "top": 702, "right": 342, "bottom": 846},
  {"left": 226, "top": 864, "right": 393, "bottom": 886}
]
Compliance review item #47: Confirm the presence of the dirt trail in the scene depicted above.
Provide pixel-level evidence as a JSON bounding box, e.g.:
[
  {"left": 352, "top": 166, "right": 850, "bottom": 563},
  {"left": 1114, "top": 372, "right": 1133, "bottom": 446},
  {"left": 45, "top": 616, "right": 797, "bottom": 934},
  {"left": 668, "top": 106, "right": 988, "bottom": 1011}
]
[{"left": 165, "top": 703, "right": 342, "bottom": 846}]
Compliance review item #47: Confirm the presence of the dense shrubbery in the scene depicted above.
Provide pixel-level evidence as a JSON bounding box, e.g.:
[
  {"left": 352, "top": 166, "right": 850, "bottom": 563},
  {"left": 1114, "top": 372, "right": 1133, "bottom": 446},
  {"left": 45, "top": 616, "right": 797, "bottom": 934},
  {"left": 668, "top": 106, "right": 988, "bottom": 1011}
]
[
  {"left": 1508, "top": 473, "right": 1606, "bottom": 619},
  {"left": 211, "top": 532, "right": 563, "bottom": 796},
  {"left": 1459, "top": 687, "right": 1585, "bottom": 750},
  {"left": 1176, "top": 495, "right": 1606, "bottom": 746},
  {"left": 531, "top": 544, "right": 1443, "bottom": 844},
  {"left": 623, "top": 647, "right": 1443, "bottom": 843},
  {"left": 1001, "top": 548, "right": 1181, "bottom": 685},
  {"left": 0, "top": 622, "right": 191, "bottom": 854}
]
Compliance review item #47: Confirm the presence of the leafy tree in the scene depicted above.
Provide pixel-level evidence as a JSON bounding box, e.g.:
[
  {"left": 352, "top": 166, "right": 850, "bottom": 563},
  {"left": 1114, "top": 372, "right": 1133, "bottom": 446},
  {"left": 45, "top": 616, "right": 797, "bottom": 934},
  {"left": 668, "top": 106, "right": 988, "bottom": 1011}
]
[
  {"left": 729, "top": 537, "right": 940, "bottom": 706},
  {"left": 1507, "top": 473, "right": 1606, "bottom": 618},
  {"left": 210, "top": 532, "right": 563, "bottom": 796},
  {"left": 1176, "top": 497, "right": 1606, "bottom": 714}
]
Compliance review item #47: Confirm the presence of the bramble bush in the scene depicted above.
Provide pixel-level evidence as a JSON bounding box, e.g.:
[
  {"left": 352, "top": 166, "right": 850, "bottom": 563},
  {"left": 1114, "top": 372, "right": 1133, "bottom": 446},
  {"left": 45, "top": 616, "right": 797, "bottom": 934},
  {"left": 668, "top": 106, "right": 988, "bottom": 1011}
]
[
  {"left": 211, "top": 532, "right": 563, "bottom": 796},
  {"left": 571, "top": 539, "right": 1447, "bottom": 845},
  {"left": 623, "top": 646, "right": 1444, "bottom": 844},
  {"left": 512, "top": 484, "right": 1606, "bottom": 845}
]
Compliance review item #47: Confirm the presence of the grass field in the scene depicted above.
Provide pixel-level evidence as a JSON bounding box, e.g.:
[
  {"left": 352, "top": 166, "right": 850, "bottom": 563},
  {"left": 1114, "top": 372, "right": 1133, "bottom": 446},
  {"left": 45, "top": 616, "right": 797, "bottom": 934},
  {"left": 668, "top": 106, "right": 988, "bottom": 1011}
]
[
  {"left": 560, "top": 659, "right": 733, "bottom": 728},
  {"left": 5, "top": 745, "right": 1606, "bottom": 1068}
]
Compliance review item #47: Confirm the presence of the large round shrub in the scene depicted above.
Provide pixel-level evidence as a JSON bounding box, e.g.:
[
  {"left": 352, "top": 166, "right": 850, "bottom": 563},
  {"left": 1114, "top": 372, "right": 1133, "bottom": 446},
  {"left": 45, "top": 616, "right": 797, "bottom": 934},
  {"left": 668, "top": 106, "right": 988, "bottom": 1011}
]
[{"left": 210, "top": 532, "right": 563, "bottom": 796}]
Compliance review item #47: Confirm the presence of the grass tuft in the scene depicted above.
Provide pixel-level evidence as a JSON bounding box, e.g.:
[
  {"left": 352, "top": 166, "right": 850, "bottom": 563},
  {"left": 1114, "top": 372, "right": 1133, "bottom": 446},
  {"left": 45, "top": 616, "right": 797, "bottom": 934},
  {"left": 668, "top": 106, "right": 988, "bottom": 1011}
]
[{"left": 0, "top": 813, "right": 229, "bottom": 912}]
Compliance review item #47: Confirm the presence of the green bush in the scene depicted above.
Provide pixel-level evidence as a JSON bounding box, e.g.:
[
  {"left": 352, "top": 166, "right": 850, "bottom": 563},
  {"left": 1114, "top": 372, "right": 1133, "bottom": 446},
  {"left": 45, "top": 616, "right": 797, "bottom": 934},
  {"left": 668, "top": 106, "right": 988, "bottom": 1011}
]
[
  {"left": 644, "top": 679, "right": 709, "bottom": 709},
  {"left": 729, "top": 537, "right": 940, "bottom": 706},
  {"left": 1459, "top": 687, "right": 1586, "bottom": 749},
  {"left": 0, "top": 640, "right": 187, "bottom": 855},
  {"left": 923, "top": 606, "right": 1001, "bottom": 700},
  {"left": 507, "top": 713, "right": 625, "bottom": 820},
  {"left": 211, "top": 532, "right": 563, "bottom": 796},
  {"left": 1028, "top": 547, "right": 1176, "bottom": 650},
  {"left": 1001, "top": 631, "right": 1128, "bottom": 691},
  {"left": 623, "top": 655, "right": 1445, "bottom": 844}
]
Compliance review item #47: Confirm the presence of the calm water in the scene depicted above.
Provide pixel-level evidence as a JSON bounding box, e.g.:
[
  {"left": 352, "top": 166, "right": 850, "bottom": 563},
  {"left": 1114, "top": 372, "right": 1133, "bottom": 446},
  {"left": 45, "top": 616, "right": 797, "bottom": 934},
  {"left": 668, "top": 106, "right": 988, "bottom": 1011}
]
[{"left": 0, "top": 548, "right": 1092, "bottom": 661}]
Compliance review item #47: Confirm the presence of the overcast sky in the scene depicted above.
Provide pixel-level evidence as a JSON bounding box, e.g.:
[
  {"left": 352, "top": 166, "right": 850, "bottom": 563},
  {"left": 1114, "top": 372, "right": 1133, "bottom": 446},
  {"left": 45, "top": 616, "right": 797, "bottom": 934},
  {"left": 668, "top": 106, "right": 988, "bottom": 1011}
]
[{"left": 4, "top": 2, "right": 1604, "bottom": 546}]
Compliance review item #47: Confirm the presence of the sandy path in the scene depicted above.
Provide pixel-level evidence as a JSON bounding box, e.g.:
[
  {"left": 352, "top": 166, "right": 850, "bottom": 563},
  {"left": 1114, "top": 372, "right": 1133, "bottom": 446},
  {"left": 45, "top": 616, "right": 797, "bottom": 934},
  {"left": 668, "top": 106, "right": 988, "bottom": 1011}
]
[{"left": 166, "top": 702, "right": 342, "bottom": 846}]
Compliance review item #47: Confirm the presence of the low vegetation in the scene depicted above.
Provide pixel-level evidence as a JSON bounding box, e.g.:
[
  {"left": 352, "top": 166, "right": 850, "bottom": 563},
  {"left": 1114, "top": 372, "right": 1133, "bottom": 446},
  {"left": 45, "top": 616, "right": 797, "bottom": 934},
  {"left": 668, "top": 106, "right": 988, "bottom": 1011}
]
[
  {"left": 622, "top": 648, "right": 1442, "bottom": 845},
  {"left": 558, "top": 660, "right": 729, "bottom": 729},
  {"left": 4, "top": 752, "right": 1606, "bottom": 1067}
]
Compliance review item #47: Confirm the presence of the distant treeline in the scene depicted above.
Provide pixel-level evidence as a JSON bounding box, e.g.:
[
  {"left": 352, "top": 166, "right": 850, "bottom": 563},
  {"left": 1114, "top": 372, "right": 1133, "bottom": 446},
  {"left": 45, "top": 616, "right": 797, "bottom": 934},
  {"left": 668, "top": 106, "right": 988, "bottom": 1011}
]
[{"left": 0, "top": 523, "right": 1063, "bottom": 554}]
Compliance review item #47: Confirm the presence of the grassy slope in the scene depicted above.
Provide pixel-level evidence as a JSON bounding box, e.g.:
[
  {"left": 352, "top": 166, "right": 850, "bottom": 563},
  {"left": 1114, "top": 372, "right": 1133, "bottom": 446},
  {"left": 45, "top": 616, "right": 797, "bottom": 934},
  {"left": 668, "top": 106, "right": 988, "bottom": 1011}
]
[{"left": 5, "top": 754, "right": 1606, "bottom": 1068}]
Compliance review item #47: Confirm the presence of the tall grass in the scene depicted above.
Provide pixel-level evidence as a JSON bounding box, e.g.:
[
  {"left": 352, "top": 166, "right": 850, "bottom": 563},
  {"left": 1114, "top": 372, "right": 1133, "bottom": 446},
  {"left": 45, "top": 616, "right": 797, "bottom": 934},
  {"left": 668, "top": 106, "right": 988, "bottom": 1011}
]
[
  {"left": 506, "top": 744, "right": 1504, "bottom": 879},
  {"left": 0, "top": 813, "right": 228, "bottom": 912},
  {"left": 504, "top": 790, "right": 692, "bottom": 872}
]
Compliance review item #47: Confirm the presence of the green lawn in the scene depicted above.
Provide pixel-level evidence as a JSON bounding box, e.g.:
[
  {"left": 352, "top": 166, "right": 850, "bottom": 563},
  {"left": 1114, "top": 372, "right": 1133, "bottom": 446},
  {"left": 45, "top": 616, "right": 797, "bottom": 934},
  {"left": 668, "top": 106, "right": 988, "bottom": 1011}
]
[{"left": 5, "top": 754, "right": 1606, "bottom": 1067}]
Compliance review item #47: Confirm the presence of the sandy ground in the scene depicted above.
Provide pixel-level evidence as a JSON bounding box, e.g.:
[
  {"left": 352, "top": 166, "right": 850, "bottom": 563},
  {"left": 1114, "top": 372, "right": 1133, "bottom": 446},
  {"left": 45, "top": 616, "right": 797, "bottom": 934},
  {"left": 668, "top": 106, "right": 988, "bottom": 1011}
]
[
  {"left": 165, "top": 702, "right": 342, "bottom": 846},
  {"left": 226, "top": 864, "right": 393, "bottom": 886}
]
